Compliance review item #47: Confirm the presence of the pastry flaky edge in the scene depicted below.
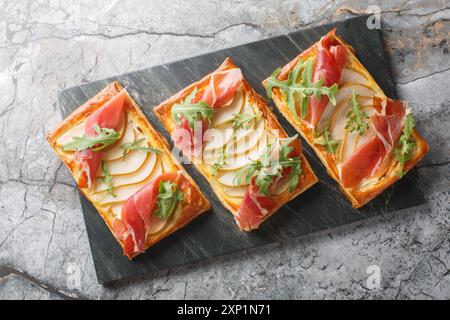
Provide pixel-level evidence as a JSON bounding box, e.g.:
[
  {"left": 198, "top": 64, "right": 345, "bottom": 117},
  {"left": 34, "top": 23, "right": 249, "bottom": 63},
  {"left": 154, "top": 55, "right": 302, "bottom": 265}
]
[
  {"left": 47, "top": 81, "right": 211, "bottom": 259},
  {"left": 153, "top": 57, "right": 318, "bottom": 230},
  {"left": 262, "top": 30, "right": 429, "bottom": 208}
]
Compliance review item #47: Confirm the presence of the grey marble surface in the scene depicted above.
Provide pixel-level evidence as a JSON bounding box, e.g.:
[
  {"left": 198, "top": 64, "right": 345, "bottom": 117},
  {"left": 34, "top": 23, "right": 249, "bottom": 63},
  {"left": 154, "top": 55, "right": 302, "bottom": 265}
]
[{"left": 0, "top": 0, "right": 448, "bottom": 299}]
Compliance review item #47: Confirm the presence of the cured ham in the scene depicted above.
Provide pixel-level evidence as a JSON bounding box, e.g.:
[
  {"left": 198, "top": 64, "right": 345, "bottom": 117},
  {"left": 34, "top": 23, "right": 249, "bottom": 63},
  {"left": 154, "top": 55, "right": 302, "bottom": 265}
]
[
  {"left": 115, "top": 172, "right": 188, "bottom": 256},
  {"left": 75, "top": 90, "right": 128, "bottom": 188},
  {"left": 307, "top": 30, "right": 348, "bottom": 127},
  {"left": 234, "top": 139, "right": 302, "bottom": 230},
  {"left": 197, "top": 68, "right": 243, "bottom": 108},
  {"left": 340, "top": 99, "right": 406, "bottom": 188}
]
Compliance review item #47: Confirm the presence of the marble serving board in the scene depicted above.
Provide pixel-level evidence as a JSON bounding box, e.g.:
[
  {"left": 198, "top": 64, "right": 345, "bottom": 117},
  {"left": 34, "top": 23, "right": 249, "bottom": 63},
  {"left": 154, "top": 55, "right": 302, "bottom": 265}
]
[{"left": 58, "top": 15, "right": 426, "bottom": 285}]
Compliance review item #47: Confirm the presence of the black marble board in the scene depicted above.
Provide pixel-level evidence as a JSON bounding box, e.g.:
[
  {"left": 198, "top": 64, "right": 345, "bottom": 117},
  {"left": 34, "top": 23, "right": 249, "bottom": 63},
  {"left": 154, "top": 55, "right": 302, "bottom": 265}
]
[{"left": 58, "top": 15, "right": 426, "bottom": 285}]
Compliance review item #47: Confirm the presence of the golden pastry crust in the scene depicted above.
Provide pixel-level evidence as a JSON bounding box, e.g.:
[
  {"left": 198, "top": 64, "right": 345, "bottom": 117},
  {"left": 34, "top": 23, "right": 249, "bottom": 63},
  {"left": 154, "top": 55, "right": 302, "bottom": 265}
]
[
  {"left": 47, "top": 81, "right": 210, "bottom": 259},
  {"left": 154, "top": 58, "right": 318, "bottom": 230},
  {"left": 263, "top": 31, "right": 429, "bottom": 208}
]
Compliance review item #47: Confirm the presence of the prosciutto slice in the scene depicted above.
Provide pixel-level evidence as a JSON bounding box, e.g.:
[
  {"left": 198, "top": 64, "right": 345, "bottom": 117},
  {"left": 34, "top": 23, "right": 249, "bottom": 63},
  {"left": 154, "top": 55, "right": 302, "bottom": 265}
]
[
  {"left": 173, "top": 67, "right": 243, "bottom": 157},
  {"left": 114, "top": 171, "right": 188, "bottom": 257},
  {"left": 340, "top": 99, "right": 406, "bottom": 188},
  {"left": 307, "top": 30, "right": 347, "bottom": 128},
  {"left": 75, "top": 90, "right": 128, "bottom": 188},
  {"left": 234, "top": 139, "right": 302, "bottom": 230},
  {"left": 198, "top": 68, "right": 243, "bottom": 108}
]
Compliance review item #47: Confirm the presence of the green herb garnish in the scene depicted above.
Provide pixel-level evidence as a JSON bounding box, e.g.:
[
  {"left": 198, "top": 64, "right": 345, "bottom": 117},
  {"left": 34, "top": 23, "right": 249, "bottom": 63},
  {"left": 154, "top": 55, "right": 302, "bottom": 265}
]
[
  {"left": 211, "top": 150, "right": 225, "bottom": 177},
  {"left": 62, "top": 124, "right": 120, "bottom": 152},
  {"left": 233, "top": 135, "right": 303, "bottom": 195},
  {"left": 121, "top": 138, "right": 161, "bottom": 160},
  {"left": 314, "top": 129, "right": 340, "bottom": 154},
  {"left": 101, "top": 161, "right": 116, "bottom": 197},
  {"left": 230, "top": 112, "right": 262, "bottom": 130},
  {"left": 154, "top": 181, "right": 184, "bottom": 219},
  {"left": 345, "top": 89, "right": 369, "bottom": 135},
  {"left": 171, "top": 88, "right": 214, "bottom": 129},
  {"left": 266, "top": 58, "right": 339, "bottom": 119},
  {"left": 395, "top": 113, "right": 416, "bottom": 177}
]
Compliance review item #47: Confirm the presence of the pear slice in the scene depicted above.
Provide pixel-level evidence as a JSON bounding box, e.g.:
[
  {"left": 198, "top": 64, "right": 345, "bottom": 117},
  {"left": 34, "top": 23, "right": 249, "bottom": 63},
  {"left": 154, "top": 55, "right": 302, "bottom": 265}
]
[
  {"left": 91, "top": 160, "right": 163, "bottom": 206},
  {"left": 102, "top": 121, "right": 136, "bottom": 161},
  {"left": 338, "top": 105, "right": 376, "bottom": 164},
  {"left": 203, "top": 127, "right": 234, "bottom": 153},
  {"left": 221, "top": 132, "right": 267, "bottom": 171},
  {"left": 92, "top": 151, "right": 158, "bottom": 193},
  {"left": 217, "top": 171, "right": 247, "bottom": 187},
  {"left": 212, "top": 88, "right": 245, "bottom": 127},
  {"left": 100, "top": 138, "right": 150, "bottom": 176},
  {"left": 272, "top": 177, "right": 290, "bottom": 196},
  {"left": 233, "top": 118, "right": 265, "bottom": 155},
  {"left": 339, "top": 67, "right": 369, "bottom": 85},
  {"left": 223, "top": 185, "right": 248, "bottom": 198},
  {"left": 56, "top": 121, "right": 85, "bottom": 146},
  {"left": 327, "top": 84, "right": 376, "bottom": 141},
  {"left": 317, "top": 83, "right": 375, "bottom": 133}
]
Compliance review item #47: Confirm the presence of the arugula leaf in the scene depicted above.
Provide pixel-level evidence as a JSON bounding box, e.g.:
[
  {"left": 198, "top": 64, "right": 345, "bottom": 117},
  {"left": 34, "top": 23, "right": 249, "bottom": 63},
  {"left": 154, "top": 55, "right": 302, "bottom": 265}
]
[
  {"left": 101, "top": 161, "right": 116, "bottom": 197},
  {"left": 395, "top": 113, "right": 416, "bottom": 177},
  {"left": 233, "top": 160, "right": 262, "bottom": 186},
  {"left": 154, "top": 181, "right": 184, "bottom": 219},
  {"left": 233, "top": 135, "right": 303, "bottom": 195},
  {"left": 265, "top": 58, "right": 339, "bottom": 119},
  {"left": 345, "top": 89, "right": 369, "bottom": 135},
  {"left": 314, "top": 129, "right": 340, "bottom": 154},
  {"left": 230, "top": 112, "right": 262, "bottom": 130},
  {"left": 121, "top": 138, "right": 161, "bottom": 160},
  {"left": 171, "top": 88, "right": 214, "bottom": 129},
  {"left": 62, "top": 124, "right": 120, "bottom": 152},
  {"left": 211, "top": 150, "right": 225, "bottom": 177}
]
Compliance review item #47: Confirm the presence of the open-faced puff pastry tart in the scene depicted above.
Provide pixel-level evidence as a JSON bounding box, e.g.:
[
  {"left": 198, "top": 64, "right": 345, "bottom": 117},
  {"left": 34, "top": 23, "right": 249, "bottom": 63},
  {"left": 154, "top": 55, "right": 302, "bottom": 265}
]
[
  {"left": 47, "top": 81, "right": 210, "bottom": 259},
  {"left": 154, "top": 58, "right": 318, "bottom": 231},
  {"left": 263, "top": 29, "right": 429, "bottom": 208}
]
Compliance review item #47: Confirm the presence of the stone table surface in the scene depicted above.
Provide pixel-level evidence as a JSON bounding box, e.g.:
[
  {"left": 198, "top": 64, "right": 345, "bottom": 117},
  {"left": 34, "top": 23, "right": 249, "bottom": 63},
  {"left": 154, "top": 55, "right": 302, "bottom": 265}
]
[{"left": 0, "top": 0, "right": 449, "bottom": 300}]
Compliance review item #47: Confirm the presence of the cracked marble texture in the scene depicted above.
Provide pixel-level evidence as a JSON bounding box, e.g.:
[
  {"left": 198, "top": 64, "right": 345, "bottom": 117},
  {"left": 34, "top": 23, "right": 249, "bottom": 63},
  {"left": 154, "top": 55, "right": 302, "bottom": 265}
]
[{"left": 0, "top": 0, "right": 449, "bottom": 299}]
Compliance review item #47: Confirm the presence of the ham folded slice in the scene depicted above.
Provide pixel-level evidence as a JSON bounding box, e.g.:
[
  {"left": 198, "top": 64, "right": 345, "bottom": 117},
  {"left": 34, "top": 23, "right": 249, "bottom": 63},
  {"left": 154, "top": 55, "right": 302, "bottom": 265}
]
[
  {"left": 113, "top": 171, "right": 188, "bottom": 257},
  {"left": 173, "top": 67, "right": 243, "bottom": 157},
  {"left": 199, "top": 68, "right": 243, "bottom": 108},
  {"left": 234, "top": 139, "right": 302, "bottom": 230},
  {"left": 340, "top": 99, "right": 406, "bottom": 188},
  {"left": 307, "top": 30, "right": 347, "bottom": 128},
  {"left": 75, "top": 90, "right": 128, "bottom": 188}
]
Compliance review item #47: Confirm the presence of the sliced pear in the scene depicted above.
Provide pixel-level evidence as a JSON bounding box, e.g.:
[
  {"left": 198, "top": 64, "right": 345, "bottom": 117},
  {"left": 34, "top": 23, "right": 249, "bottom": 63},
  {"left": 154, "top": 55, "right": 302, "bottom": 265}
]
[
  {"left": 217, "top": 171, "right": 247, "bottom": 187},
  {"left": 102, "top": 122, "right": 136, "bottom": 161},
  {"left": 338, "top": 105, "right": 377, "bottom": 163},
  {"left": 317, "top": 83, "right": 375, "bottom": 132},
  {"left": 100, "top": 141, "right": 149, "bottom": 176},
  {"left": 221, "top": 132, "right": 267, "bottom": 171},
  {"left": 92, "top": 152, "right": 158, "bottom": 193},
  {"left": 339, "top": 67, "right": 369, "bottom": 85},
  {"left": 203, "top": 127, "right": 234, "bottom": 152},
  {"left": 223, "top": 185, "right": 248, "bottom": 198},
  {"left": 212, "top": 88, "right": 245, "bottom": 127},
  {"left": 233, "top": 118, "right": 265, "bottom": 155},
  {"left": 56, "top": 121, "right": 85, "bottom": 146},
  {"left": 272, "top": 177, "right": 290, "bottom": 196},
  {"left": 91, "top": 160, "right": 163, "bottom": 206},
  {"left": 328, "top": 85, "right": 376, "bottom": 141}
]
